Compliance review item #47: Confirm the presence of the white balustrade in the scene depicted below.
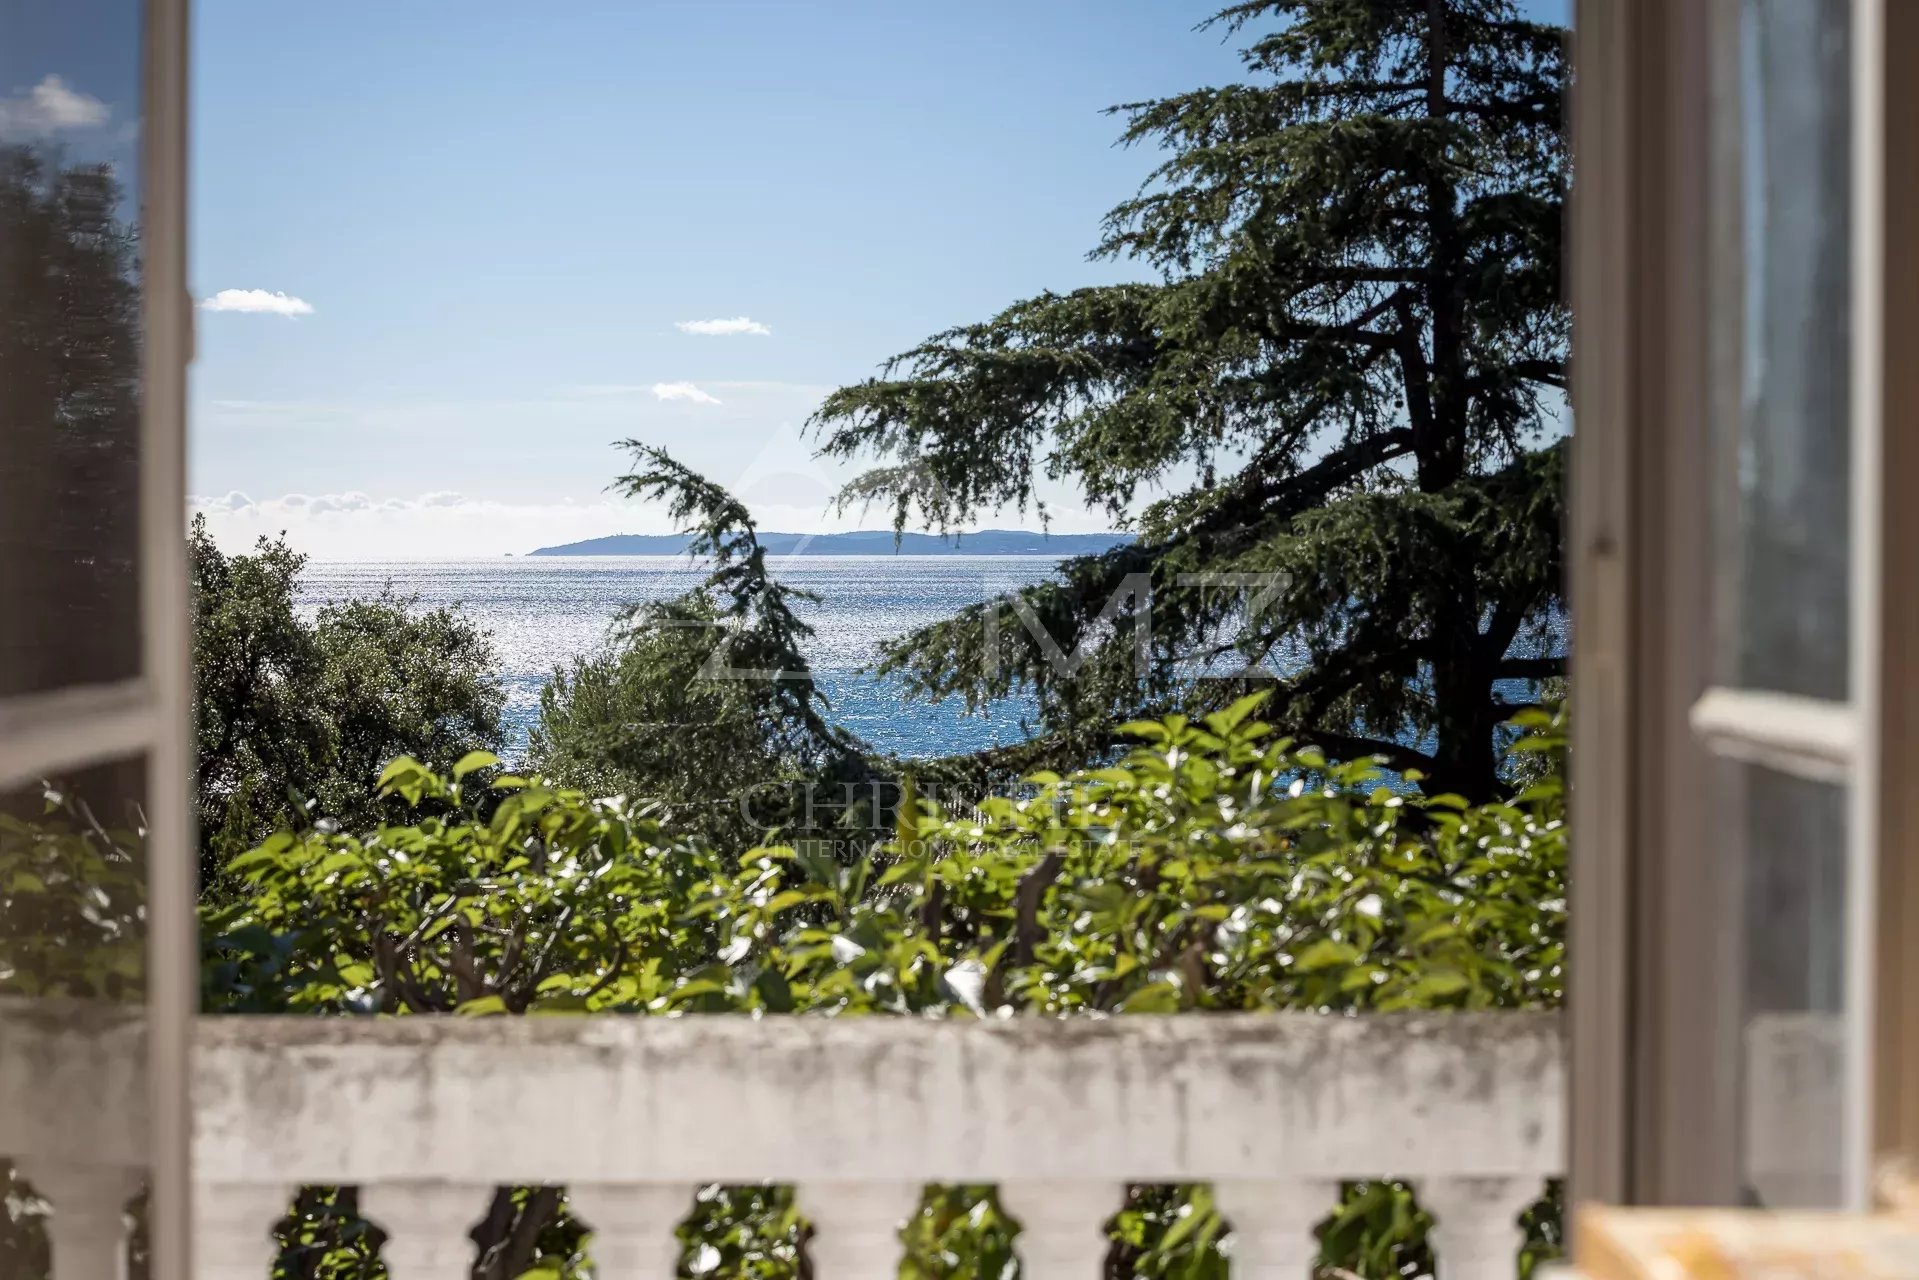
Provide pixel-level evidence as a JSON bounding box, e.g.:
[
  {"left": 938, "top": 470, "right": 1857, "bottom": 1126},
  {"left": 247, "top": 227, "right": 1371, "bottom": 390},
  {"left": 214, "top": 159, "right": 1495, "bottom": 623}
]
[
  {"left": 359, "top": 1182, "right": 484, "bottom": 1280},
  {"left": 1744, "top": 1011, "right": 1844, "bottom": 1208},
  {"left": 12, "top": 1160, "right": 143, "bottom": 1280},
  {"left": 568, "top": 1182, "right": 694, "bottom": 1280},
  {"left": 799, "top": 1180, "right": 921, "bottom": 1278},
  {"left": 0, "top": 998, "right": 149, "bottom": 1280},
  {"left": 1419, "top": 1176, "right": 1538, "bottom": 1280},
  {"left": 0, "top": 1006, "right": 1567, "bottom": 1279},
  {"left": 999, "top": 1180, "right": 1124, "bottom": 1280},
  {"left": 194, "top": 1181, "right": 297, "bottom": 1280},
  {"left": 1214, "top": 1178, "right": 1339, "bottom": 1280}
]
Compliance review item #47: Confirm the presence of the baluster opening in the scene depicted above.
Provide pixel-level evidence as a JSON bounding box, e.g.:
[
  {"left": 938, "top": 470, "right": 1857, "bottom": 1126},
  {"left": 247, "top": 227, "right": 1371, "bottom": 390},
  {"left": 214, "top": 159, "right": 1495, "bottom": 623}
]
[
  {"left": 263, "top": 1186, "right": 380, "bottom": 1279},
  {"left": 898, "top": 1186, "right": 1018, "bottom": 1279},
  {"left": 687, "top": 1184, "right": 805, "bottom": 1278},
  {"left": 1, "top": 1160, "right": 54, "bottom": 1278}
]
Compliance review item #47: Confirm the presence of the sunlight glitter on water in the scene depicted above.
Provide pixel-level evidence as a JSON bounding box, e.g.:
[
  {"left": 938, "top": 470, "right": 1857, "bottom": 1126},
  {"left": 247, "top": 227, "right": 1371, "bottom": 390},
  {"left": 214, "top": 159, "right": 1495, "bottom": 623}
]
[{"left": 296, "top": 556, "right": 1060, "bottom": 760}]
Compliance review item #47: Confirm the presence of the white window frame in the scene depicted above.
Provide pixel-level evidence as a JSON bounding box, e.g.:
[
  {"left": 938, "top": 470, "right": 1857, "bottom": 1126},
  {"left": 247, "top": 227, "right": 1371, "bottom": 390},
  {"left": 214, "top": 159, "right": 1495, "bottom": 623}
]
[{"left": 0, "top": 0, "right": 193, "bottom": 1275}]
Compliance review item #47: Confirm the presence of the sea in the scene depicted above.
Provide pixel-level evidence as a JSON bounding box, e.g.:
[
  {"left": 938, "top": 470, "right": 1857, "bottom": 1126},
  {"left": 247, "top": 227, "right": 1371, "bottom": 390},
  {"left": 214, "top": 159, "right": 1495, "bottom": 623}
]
[{"left": 296, "top": 556, "right": 1064, "bottom": 761}]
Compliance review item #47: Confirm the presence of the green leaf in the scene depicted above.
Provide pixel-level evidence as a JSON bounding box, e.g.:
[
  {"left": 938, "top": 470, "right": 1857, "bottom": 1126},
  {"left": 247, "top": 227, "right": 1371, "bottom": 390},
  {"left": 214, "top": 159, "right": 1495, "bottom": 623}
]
[
  {"left": 1292, "top": 938, "right": 1362, "bottom": 972},
  {"left": 1203, "top": 691, "right": 1270, "bottom": 736},
  {"left": 1117, "top": 980, "right": 1179, "bottom": 1013},
  {"left": 452, "top": 750, "right": 501, "bottom": 780},
  {"left": 1399, "top": 969, "right": 1472, "bottom": 1004},
  {"left": 754, "top": 966, "right": 795, "bottom": 1012},
  {"left": 377, "top": 755, "right": 425, "bottom": 786}
]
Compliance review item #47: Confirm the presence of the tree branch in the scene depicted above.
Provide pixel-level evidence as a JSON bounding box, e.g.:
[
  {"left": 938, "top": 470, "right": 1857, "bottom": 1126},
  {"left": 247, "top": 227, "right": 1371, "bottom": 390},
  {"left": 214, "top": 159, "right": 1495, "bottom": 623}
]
[
  {"left": 1289, "top": 727, "right": 1439, "bottom": 777},
  {"left": 475, "top": 1187, "right": 564, "bottom": 1280},
  {"left": 1443, "top": 94, "right": 1561, "bottom": 125},
  {"left": 1235, "top": 427, "right": 1417, "bottom": 526},
  {"left": 1268, "top": 317, "right": 1405, "bottom": 353},
  {"left": 575, "top": 934, "right": 630, "bottom": 1007},
  {"left": 1014, "top": 851, "right": 1066, "bottom": 967},
  {"left": 1507, "top": 358, "right": 1568, "bottom": 389}
]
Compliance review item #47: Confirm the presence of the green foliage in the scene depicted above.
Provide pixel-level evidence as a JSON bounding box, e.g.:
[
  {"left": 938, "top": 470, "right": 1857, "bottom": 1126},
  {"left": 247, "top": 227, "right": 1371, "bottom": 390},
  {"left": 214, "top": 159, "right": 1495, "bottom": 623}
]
[
  {"left": 0, "top": 777, "right": 145, "bottom": 1000},
  {"left": 676, "top": 694, "right": 1564, "bottom": 1019},
  {"left": 203, "top": 695, "right": 1566, "bottom": 1279},
  {"left": 191, "top": 514, "right": 506, "bottom": 896},
  {"left": 531, "top": 593, "right": 819, "bottom": 854},
  {"left": 203, "top": 757, "right": 718, "bottom": 1015},
  {"left": 810, "top": 0, "right": 1570, "bottom": 799}
]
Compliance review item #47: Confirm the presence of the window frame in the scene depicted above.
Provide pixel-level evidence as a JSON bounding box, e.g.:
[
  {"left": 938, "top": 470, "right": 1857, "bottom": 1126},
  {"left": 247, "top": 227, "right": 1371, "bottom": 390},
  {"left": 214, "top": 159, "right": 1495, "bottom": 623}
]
[
  {"left": 1571, "top": 0, "right": 1913, "bottom": 1215},
  {"left": 1868, "top": 0, "right": 1919, "bottom": 1201},
  {"left": 142, "top": 0, "right": 193, "bottom": 1275},
  {"left": 1570, "top": 0, "right": 1733, "bottom": 1209}
]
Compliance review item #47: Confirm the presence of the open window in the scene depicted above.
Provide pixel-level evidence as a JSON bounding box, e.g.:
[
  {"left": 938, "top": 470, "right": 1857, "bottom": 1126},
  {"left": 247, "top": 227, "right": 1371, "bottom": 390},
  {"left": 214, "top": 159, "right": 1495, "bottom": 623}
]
[
  {"left": 1572, "top": 0, "right": 1917, "bottom": 1215},
  {"left": 0, "top": 0, "right": 191, "bottom": 1276}
]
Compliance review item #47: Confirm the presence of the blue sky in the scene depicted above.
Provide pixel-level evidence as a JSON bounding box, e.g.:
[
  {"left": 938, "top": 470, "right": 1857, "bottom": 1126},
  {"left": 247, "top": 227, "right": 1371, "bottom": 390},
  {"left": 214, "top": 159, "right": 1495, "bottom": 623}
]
[
  {"left": 188, "top": 1, "right": 1565, "bottom": 559},
  {"left": 188, "top": 2, "right": 1255, "bottom": 557}
]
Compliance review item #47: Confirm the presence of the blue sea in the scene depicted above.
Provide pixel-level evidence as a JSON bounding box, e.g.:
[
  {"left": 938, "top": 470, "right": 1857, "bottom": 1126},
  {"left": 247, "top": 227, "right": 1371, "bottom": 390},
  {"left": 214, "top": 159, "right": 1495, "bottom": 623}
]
[{"left": 297, "top": 556, "right": 1063, "bottom": 761}]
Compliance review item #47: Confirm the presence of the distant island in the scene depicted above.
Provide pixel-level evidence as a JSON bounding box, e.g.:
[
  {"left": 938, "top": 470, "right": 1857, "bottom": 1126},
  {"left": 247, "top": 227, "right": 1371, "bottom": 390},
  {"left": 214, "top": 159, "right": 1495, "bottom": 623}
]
[{"left": 527, "top": 529, "right": 1130, "bottom": 557}]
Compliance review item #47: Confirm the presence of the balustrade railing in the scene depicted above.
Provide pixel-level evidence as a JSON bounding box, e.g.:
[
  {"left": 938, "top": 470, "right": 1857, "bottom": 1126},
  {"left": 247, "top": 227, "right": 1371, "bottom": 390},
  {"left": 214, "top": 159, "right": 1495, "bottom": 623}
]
[{"left": 1, "top": 1004, "right": 1567, "bottom": 1279}]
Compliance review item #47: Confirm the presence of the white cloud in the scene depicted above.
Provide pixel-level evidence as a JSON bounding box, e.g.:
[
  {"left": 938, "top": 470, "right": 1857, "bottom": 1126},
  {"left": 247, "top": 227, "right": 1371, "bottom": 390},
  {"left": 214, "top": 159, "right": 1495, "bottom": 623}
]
[
  {"left": 187, "top": 477, "right": 1119, "bottom": 561},
  {"left": 201, "top": 289, "right": 315, "bottom": 317},
  {"left": 0, "top": 75, "right": 109, "bottom": 136},
  {"left": 307, "top": 491, "right": 373, "bottom": 514},
  {"left": 561, "top": 380, "right": 826, "bottom": 401},
  {"left": 651, "top": 381, "right": 721, "bottom": 405},
  {"left": 675, "top": 316, "right": 771, "bottom": 337},
  {"left": 189, "top": 491, "right": 666, "bottom": 560}
]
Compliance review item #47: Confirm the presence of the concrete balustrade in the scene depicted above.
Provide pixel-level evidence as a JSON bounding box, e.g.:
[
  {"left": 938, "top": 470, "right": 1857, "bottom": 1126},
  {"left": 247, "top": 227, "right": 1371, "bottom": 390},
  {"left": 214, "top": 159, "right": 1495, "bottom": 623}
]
[{"left": 0, "top": 1004, "right": 1567, "bottom": 1279}]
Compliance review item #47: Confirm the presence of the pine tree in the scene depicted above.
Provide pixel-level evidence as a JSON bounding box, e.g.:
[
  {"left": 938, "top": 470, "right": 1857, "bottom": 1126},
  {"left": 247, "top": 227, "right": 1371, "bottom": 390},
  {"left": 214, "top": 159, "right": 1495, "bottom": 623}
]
[{"left": 810, "top": 0, "right": 1568, "bottom": 799}]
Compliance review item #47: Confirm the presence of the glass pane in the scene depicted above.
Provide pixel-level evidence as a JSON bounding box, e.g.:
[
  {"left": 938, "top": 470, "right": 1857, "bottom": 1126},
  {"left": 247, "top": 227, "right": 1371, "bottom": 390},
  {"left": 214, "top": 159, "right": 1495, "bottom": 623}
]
[
  {"left": 0, "top": 1, "right": 152, "bottom": 1273},
  {"left": 1710, "top": 0, "right": 1852, "bottom": 700},
  {"left": 0, "top": 0, "right": 146, "bottom": 699},
  {"left": 1722, "top": 761, "right": 1848, "bottom": 1208},
  {"left": 0, "top": 755, "right": 150, "bottom": 1272}
]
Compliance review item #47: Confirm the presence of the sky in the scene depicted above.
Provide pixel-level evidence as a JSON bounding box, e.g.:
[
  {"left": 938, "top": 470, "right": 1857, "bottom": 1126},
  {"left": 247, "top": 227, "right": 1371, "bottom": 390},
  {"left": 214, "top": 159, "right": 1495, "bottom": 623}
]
[{"left": 186, "top": 2, "right": 1256, "bottom": 558}]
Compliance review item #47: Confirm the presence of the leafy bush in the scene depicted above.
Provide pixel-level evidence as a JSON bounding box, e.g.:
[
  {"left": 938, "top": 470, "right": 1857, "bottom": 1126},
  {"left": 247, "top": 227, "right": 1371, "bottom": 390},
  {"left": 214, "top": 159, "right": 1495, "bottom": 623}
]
[
  {"left": 191, "top": 515, "right": 505, "bottom": 898},
  {"left": 201, "top": 696, "right": 1565, "bottom": 1279}
]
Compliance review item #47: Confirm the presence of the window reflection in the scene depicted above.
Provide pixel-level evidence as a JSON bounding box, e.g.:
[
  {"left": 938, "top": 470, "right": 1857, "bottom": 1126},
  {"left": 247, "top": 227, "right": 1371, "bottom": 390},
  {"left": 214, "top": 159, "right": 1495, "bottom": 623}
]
[
  {"left": 1712, "top": 0, "right": 1852, "bottom": 701},
  {"left": 0, "top": 1, "right": 146, "bottom": 699},
  {"left": 1722, "top": 761, "right": 1848, "bottom": 1209},
  {"left": 0, "top": 3, "right": 152, "bottom": 1275}
]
